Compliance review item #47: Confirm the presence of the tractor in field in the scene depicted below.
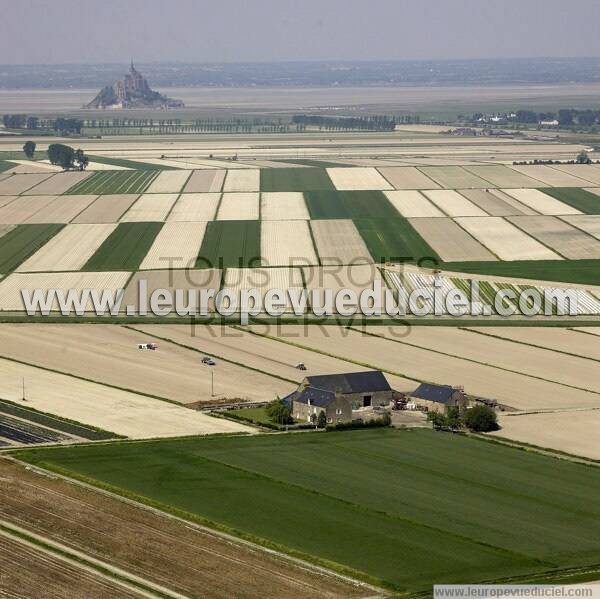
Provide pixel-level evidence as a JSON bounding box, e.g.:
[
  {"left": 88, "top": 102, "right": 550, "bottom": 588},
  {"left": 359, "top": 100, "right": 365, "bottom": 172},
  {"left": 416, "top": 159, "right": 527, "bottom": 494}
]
[{"left": 138, "top": 343, "right": 158, "bottom": 350}]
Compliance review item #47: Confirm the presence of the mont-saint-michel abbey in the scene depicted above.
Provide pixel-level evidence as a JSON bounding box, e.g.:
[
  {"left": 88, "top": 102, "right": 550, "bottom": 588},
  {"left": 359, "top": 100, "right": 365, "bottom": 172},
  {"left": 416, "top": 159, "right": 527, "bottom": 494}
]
[{"left": 86, "top": 61, "right": 184, "bottom": 109}]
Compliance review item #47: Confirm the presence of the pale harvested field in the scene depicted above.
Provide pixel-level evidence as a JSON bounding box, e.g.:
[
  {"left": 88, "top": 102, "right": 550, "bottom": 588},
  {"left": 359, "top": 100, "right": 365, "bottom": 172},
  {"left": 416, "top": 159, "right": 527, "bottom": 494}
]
[
  {"left": 145, "top": 170, "right": 191, "bottom": 194},
  {"left": 224, "top": 266, "right": 304, "bottom": 312},
  {"left": 0, "top": 353, "right": 251, "bottom": 437},
  {"left": 488, "top": 189, "right": 540, "bottom": 214},
  {"left": 137, "top": 323, "right": 416, "bottom": 391},
  {"left": 24, "top": 194, "right": 98, "bottom": 223},
  {"left": 122, "top": 268, "right": 222, "bottom": 313},
  {"left": 22, "top": 171, "right": 91, "bottom": 195},
  {"left": 458, "top": 189, "right": 534, "bottom": 216},
  {"left": 0, "top": 173, "right": 52, "bottom": 195},
  {"left": 376, "top": 166, "right": 440, "bottom": 189},
  {"left": 384, "top": 190, "right": 445, "bottom": 217},
  {"left": 135, "top": 158, "right": 216, "bottom": 170},
  {"left": 183, "top": 169, "right": 226, "bottom": 192},
  {"left": 0, "top": 325, "right": 287, "bottom": 406},
  {"left": 551, "top": 164, "right": 600, "bottom": 185},
  {"left": 222, "top": 169, "right": 260, "bottom": 192},
  {"left": 261, "top": 192, "right": 309, "bottom": 220},
  {"left": 216, "top": 192, "right": 259, "bottom": 220},
  {"left": 572, "top": 327, "right": 600, "bottom": 336},
  {"left": 510, "top": 165, "right": 594, "bottom": 187},
  {"left": 408, "top": 217, "right": 497, "bottom": 261},
  {"left": 465, "top": 165, "right": 544, "bottom": 188},
  {"left": 72, "top": 194, "right": 140, "bottom": 223},
  {"left": 7, "top": 159, "right": 62, "bottom": 172},
  {"left": 0, "top": 194, "right": 59, "bottom": 224},
  {"left": 387, "top": 326, "right": 600, "bottom": 395},
  {"left": 139, "top": 222, "right": 207, "bottom": 270},
  {"left": 507, "top": 216, "right": 600, "bottom": 259},
  {"left": 561, "top": 215, "right": 600, "bottom": 240},
  {"left": 262, "top": 326, "right": 600, "bottom": 410},
  {"left": 85, "top": 160, "right": 132, "bottom": 171},
  {"left": 327, "top": 167, "right": 393, "bottom": 191},
  {"left": 422, "top": 190, "right": 488, "bottom": 216},
  {"left": 119, "top": 193, "right": 178, "bottom": 222},
  {"left": 310, "top": 219, "right": 372, "bottom": 265},
  {"left": 585, "top": 188, "right": 600, "bottom": 197},
  {"left": 491, "top": 411, "right": 600, "bottom": 460},
  {"left": 167, "top": 192, "right": 220, "bottom": 222},
  {"left": 455, "top": 216, "right": 562, "bottom": 260},
  {"left": 0, "top": 195, "right": 16, "bottom": 209},
  {"left": 503, "top": 188, "right": 581, "bottom": 215},
  {"left": 0, "top": 271, "right": 130, "bottom": 312},
  {"left": 419, "top": 166, "right": 492, "bottom": 189},
  {"left": 261, "top": 220, "right": 318, "bottom": 267},
  {"left": 467, "top": 326, "right": 600, "bottom": 361},
  {"left": 17, "top": 224, "right": 117, "bottom": 272}
]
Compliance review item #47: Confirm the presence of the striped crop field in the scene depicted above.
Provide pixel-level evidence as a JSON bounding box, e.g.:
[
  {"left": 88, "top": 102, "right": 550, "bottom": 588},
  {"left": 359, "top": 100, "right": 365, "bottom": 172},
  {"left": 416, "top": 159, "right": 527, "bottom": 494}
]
[
  {"left": 260, "top": 168, "right": 335, "bottom": 192},
  {"left": 541, "top": 188, "right": 600, "bottom": 214},
  {"left": 66, "top": 170, "right": 160, "bottom": 195},
  {"left": 0, "top": 224, "right": 64, "bottom": 274},
  {"left": 83, "top": 222, "right": 163, "bottom": 271},
  {"left": 197, "top": 220, "right": 261, "bottom": 269},
  {"left": 354, "top": 217, "right": 439, "bottom": 264},
  {"left": 304, "top": 190, "right": 398, "bottom": 219}
]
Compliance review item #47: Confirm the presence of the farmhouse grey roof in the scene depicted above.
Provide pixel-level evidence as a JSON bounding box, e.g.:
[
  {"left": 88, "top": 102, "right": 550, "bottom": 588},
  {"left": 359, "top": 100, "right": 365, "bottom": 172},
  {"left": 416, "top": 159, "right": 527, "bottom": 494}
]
[
  {"left": 284, "top": 387, "right": 337, "bottom": 407},
  {"left": 305, "top": 371, "right": 391, "bottom": 395},
  {"left": 410, "top": 383, "right": 458, "bottom": 404}
]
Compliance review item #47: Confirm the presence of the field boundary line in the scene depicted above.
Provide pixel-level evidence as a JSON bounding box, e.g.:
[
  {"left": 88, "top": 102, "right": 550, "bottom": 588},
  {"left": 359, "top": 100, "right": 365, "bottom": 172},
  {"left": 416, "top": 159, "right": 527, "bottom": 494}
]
[
  {"left": 0, "top": 520, "right": 174, "bottom": 598},
  {"left": 459, "top": 327, "right": 600, "bottom": 364},
  {"left": 546, "top": 165, "right": 600, "bottom": 186},
  {"left": 5, "top": 455, "right": 389, "bottom": 596},
  {"left": 122, "top": 324, "right": 297, "bottom": 384},
  {"left": 346, "top": 325, "right": 600, "bottom": 398},
  {"left": 507, "top": 216, "right": 570, "bottom": 260}
]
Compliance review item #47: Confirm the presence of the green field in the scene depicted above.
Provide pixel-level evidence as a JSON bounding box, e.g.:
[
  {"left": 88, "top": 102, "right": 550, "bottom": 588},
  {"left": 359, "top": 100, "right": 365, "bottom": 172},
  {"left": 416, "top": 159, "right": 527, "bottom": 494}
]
[
  {"left": 260, "top": 168, "right": 335, "bottom": 192},
  {"left": 355, "top": 217, "right": 439, "bottom": 263},
  {"left": 66, "top": 170, "right": 160, "bottom": 195},
  {"left": 442, "top": 259, "right": 600, "bottom": 286},
  {"left": 83, "top": 222, "right": 163, "bottom": 271},
  {"left": 0, "top": 224, "right": 63, "bottom": 273},
  {"left": 15, "top": 429, "right": 600, "bottom": 592},
  {"left": 541, "top": 187, "right": 600, "bottom": 214},
  {"left": 87, "top": 156, "right": 177, "bottom": 171},
  {"left": 0, "top": 161, "right": 13, "bottom": 173},
  {"left": 197, "top": 220, "right": 261, "bottom": 269},
  {"left": 304, "top": 190, "right": 398, "bottom": 219}
]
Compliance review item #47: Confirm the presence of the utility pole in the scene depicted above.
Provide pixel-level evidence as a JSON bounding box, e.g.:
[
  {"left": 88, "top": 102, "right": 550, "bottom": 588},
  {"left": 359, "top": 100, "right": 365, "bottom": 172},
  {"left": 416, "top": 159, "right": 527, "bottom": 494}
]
[
  {"left": 22, "top": 377, "right": 26, "bottom": 402},
  {"left": 211, "top": 370, "right": 214, "bottom": 397}
]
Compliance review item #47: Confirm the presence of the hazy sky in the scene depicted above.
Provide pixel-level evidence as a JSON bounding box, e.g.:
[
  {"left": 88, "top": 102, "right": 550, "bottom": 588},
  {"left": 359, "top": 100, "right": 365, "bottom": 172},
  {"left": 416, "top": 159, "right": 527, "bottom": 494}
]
[{"left": 3, "top": 0, "right": 600, "bottom": 64}]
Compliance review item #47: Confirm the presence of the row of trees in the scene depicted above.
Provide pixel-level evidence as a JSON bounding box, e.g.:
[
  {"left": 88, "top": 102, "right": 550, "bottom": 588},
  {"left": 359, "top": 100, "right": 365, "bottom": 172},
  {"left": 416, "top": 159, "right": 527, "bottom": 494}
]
[
  {"left": 292, "top": 114, "right": 396, "bottom": 131},
  {"left": 3, "top": 114, "right": 83, "bottom": 134},
  {"left": 467, "top": 108, "right": 600, "bottom": 127},
  {"left": 427, "top": 405, "right": 499, "bottom": 433}
]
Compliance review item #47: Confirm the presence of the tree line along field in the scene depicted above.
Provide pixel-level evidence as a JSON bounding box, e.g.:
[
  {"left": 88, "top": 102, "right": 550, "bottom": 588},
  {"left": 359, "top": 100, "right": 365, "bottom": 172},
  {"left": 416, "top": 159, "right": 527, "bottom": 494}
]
[{"left": 15, "top": 428, "right": 600, "bottom": 593}]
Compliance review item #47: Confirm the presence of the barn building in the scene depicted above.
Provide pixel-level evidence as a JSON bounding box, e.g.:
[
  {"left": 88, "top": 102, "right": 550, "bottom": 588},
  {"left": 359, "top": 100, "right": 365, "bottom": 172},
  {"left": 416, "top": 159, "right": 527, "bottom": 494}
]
[
  {"left": 283, "top": 371, "right": 394, "bottom": 424},
  {"left": 407, "top": 383, "right": 470, "bottom": 413}
]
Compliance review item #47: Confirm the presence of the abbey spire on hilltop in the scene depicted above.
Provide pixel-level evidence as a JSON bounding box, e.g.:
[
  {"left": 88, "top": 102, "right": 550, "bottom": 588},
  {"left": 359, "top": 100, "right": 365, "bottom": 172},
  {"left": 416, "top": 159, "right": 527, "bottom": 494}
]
[{"left": 85, "top": 61, "right": 184, "bottom": 109}]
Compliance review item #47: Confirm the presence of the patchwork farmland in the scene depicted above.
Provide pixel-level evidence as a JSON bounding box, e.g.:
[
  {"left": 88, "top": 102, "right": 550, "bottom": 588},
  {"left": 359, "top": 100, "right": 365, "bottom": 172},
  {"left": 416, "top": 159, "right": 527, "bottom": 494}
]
[{"left": 0, "top": 164, "right": 599, "bottom": 312}]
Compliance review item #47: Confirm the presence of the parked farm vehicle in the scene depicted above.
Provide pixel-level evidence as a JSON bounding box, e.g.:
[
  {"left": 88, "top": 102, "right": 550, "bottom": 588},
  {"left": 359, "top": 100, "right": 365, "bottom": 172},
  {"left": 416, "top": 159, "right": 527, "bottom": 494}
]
[
  {"left": 201, "top": 356, "right": 216, "bottom": 365},
  {"left": 295, "top": 363, "right": 307, "bottom": 370}
]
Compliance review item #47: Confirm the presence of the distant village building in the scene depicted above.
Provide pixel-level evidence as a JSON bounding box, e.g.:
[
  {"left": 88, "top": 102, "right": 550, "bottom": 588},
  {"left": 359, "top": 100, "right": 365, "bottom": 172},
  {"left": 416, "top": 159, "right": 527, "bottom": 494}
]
[
  {"left": 284, "top": 371, "right": 394, "bottom": 424},
  {"left": 539, "top": 119, "right": 559, "bottom": 128},
  {"left": 86, "top": 62, "right": 184, "bottom": 110},
  {"left": 406, "top": 383, "right": 470, "bottom": 413}
]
